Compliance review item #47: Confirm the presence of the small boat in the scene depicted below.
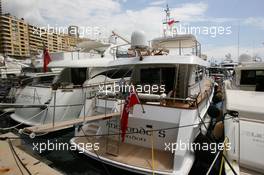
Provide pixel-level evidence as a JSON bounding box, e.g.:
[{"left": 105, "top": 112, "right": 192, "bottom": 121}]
[{"left": 224, "top": 61, "right": 264, "bottom": 174}]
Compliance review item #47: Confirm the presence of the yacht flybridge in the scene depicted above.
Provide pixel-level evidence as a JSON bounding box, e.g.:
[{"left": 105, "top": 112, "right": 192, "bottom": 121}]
[
  {"left": 224, "top": 61, "right": 264, "bottom": 174},
  {"left": 70, "top": 7, "right": 214, "bottom": 174}
]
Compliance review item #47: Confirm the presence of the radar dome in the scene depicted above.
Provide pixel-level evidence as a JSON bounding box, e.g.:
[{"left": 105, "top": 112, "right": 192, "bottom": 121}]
[
  {"left": 239, "top": 53, "right": 252, "bottom": 63},
  {"left": 131, "top": 31, "right": 148, "bottom": 49}
]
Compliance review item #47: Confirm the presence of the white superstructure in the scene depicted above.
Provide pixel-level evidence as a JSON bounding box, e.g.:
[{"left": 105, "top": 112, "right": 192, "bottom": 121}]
[
  {"left": 71, "top": 26, "right": 214, "bottom": 174},
  {"left": 224, "top": 61, "right": 264, "bottom": 174},
  {"left": 10, "top": 40, "right": 122, "bottom": 126}
]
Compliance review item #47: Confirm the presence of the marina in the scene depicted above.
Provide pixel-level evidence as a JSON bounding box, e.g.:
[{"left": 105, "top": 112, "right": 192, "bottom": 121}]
[
  {"left": 0, "top": 132, "right": 62, "bottom": 175},
  {"left": 0, "top": 1, "right": 264, "bottom": 175}
]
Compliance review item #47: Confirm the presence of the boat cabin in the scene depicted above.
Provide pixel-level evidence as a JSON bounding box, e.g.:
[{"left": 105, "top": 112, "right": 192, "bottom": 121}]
[
  {"left": 108, "top": 54, "right": 211, "bottom": 109},
  {"left": 151, "top": 34, "right": 201, "bottom": 57},
  {"left": 231, "top": 62, "right": 264, "bottom": 91}
]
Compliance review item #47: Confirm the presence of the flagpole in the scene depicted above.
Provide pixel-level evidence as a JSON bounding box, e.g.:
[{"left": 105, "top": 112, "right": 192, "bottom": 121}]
[
  {"left": 139, "top": 100, "right": 145, "bottom": 113},
  {"left": 134, "top": 90, "right": 145, "bottom": 113}
]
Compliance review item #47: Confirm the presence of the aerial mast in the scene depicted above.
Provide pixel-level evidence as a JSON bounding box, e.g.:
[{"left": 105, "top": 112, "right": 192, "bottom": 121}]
[{"left": 163, "top": 4, "right": 179, "bottom": 37}]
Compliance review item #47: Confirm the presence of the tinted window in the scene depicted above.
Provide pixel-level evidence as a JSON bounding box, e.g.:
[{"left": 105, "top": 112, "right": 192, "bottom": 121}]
[
  {"left": 32, "top": 75, "right": 55, "bottom": 85},
  {"left": 141, "top": 68, "right": 161, "bottom": 85},
  {"left": 140, "top": 67, "right": 175, "bottom": 93},
  {"left": 240, "top": 70, "right": 264, "bottom": 85},
  {"left": 96, "top": 69, "right": 132, "bottom": 79},
  {"left": 71, "top": 68, "right": 87, "bottom": 85}
]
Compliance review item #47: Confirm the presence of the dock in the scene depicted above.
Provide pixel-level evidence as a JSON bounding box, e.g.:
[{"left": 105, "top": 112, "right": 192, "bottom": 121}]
[
  {"left": 0, "top": 132, "right": 62, "bottom": 175},
  {"left": 224, "top": 161, "right": 262, "bottom": 175},
  {"left": 23, "top": 112, "right": 120, "bottom": 134}
]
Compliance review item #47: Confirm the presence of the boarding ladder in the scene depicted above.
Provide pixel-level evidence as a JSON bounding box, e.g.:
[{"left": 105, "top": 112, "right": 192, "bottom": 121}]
[{"left": 105, "top": 101, "right": 121, "bottom": 156}]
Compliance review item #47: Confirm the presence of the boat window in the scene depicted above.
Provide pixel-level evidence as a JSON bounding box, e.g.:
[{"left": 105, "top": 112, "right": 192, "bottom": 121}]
[
  {"left": 141, "top": 68, "right": 161, "bottom": 85},
  {"left": 240, "top": 70, "right": 264, "bottom": 85},
  {"left": 32, "top": 75, "right": 55, "bottom": 85},
  {"left": 195, "top": 66, "right": 204, "bottom": 83},
  {"left": 256, "top": 71, "right": 264, "bottom": 91},
  {"left": 55, "top": 68, "right": 88, "bottom": 86},
  {"left": 256, "top": 70, "right": 264, "bottom": 76},
  {"left": 71, "top": 68, "right": 87, "bottom": 85},
  {"left": 22, "top": 67, "right": 51, "bottom": 73},
  {"left": 137, "top": 67, "right": 176, "bottom": 94},
  {"left": 95, "top": 69, "right": 132, "bottom": 79},
  {"left": 209, "top": 68, "right": 227, "bottom": 76}
]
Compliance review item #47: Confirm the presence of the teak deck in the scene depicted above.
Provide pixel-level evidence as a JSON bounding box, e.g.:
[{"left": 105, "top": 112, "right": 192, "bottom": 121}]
[
  {"left": 23, "top": 112, "right": 120, "bottom": 134},
  {"left": 74, "top": 136, "right": 174, "bottom": 173}
]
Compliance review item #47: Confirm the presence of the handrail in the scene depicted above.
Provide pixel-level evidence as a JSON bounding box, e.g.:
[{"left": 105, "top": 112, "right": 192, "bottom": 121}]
[{"left": 96, "top": 91, "right": 197, "bottom": 102}]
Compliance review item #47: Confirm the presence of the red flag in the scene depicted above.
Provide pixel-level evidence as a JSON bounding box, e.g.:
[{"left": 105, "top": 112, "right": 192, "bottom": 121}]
[
  {"left": 167, "top": 19, "right": 175, "bottom": 26},
  {"left": 121, "top": 89, "right": 140, "bottom": 142},
  {"left": 43, "top": 47, "right": 51, "bottom": 72},
  {"left": 129, "top": 90, "right": 140, "bottom": 108}
]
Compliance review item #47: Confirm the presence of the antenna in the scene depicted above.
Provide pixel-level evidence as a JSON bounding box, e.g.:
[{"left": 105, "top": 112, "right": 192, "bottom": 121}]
[
  {"left": 112, "top": 31, "right": 130, "bottom": 44},
  {"left": 164, "top": 4, "right": 170, "bottom": 22},
  {"left": 237, "top": 23, "right": 240, "bottom": 59},
  {"left": 162, "top": 4, "right": 179, "bottom": 37}
]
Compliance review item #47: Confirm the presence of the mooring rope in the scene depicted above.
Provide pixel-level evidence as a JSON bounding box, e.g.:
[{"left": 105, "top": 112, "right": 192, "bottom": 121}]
[{"left": 0, "top": 108, "right": 47, "bottom": 131}]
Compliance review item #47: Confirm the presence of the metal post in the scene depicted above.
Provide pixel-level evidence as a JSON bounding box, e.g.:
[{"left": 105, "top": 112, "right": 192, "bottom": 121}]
[
  {"left": 179, "top": 40, "right": 181, "bottom": 55},
  {"left": 52, "top": 90, "right": 56, "bottom": 127},
  {"left": 195, "top": 41, "right": 198, "bottom": 56},
  {"left": 83, "top": 90, "right": 86, "bottom": 122},
  {"left": 33, "top": 88, "right": 36, "bottom": 104}
]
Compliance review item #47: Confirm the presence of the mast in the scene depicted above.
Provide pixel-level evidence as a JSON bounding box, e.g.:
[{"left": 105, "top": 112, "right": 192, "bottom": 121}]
[
  {"left": 237, "top": 23, "right": 240, "bottom": 59},
  {"left": 0, "top": 0, "right": 2, "bottom": 16},
  {"left": 162, "top": 4, "right": 179, "bottom": 37}
]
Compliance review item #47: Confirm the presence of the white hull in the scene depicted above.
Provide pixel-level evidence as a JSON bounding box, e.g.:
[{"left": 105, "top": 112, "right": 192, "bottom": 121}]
[
  {"left": 71, "top": 85, "right": 214, "bottom": 174},
  {"left": 224, "top": 114, "right": 264, "bottom": 174},
  {"left": 10, "top": 86, "right": 85, "bottom": 126},
  {"left": 70, "top": 137, "right": 194, "bottom": 175},
  {"left": 10, "top": 74, "right": 124, "bottom": 126},
  {"left": 224, "top": 61, "right": 264, "bottom": 174}
]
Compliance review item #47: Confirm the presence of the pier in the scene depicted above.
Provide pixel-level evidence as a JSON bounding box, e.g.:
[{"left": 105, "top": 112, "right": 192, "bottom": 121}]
[{"left": 0, "top": 132, "right": 62, "bottom": 175}]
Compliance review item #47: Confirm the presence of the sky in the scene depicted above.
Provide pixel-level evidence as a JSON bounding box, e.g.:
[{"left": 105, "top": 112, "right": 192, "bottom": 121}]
[{"left": 2, "top": 0, "right": 264, "bottom": 61}]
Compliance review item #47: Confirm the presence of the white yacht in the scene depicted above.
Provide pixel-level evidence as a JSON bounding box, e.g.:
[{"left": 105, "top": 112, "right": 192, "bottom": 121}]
[
  {"left": 71, "top": 7, "right": 214, "bottom": 173},
  {"left": 224, "top": 61, "right": 264, "bottom": 174},
  {"left": 0, "top": 56, "right": 29, "bottom": 103},
  {"left": 0, "top": 55, "right": 26, "bottom": 78},
  {"left": 9, "top": 40, "right": 121, "bottom": 126},
  {"left": 220, "top": 60, "right": 238, "bottom": 76},
  {"left": 71, "top": 32, "right": 214, "bottom": 175}
]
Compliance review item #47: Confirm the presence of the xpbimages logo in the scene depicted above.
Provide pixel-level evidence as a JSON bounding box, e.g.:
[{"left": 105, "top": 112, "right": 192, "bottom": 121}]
[
  {"left": 98, "top": 82, "right": 166, "bottom": 95},
  {"left": 164, "top": 140, "right": 231, "bottom": 154},
  {"left": 32, "top": 24, "right": 105, "bottom": 38},
  {"left": 32, "top": 140, "right": 99, "bottom": 153},
  {"left": 166, "top": 24, "right": 232, "bottom": 38}
]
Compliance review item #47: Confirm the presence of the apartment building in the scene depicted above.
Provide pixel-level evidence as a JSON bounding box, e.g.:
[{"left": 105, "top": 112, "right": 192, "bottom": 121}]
[
  {"left": 0, "top": 14, "right": 78, "bottom": 58},
  {"left": 0, "top": 15, "right": 30, "bottom": 57}
]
